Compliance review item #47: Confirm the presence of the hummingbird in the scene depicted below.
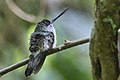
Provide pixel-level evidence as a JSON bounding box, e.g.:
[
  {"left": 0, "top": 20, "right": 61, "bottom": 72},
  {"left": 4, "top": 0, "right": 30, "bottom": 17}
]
[{"left": 25, "top": 7, "right": 69, "bottom": 77}]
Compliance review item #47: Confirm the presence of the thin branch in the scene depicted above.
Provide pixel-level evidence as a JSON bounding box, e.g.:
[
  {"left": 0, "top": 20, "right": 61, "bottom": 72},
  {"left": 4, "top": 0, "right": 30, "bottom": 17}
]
[
  {"left": 0, "top": 58, "right": 29, "bottom": 77},
  {"left": 0, "top": 37, "right": 89, "bottom": 76}
]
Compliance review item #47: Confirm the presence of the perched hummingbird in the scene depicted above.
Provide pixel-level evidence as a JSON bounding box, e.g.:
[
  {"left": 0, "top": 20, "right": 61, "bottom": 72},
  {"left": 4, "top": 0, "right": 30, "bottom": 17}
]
[{"left": 25, "top": 7, "right": 69, "bottom": 77}]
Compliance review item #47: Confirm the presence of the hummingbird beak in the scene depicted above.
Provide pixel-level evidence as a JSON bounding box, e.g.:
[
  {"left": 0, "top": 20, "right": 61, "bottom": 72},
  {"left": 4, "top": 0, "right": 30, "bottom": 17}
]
[{"left": 51, "top": 7, "right": 69, "bottom": 23}]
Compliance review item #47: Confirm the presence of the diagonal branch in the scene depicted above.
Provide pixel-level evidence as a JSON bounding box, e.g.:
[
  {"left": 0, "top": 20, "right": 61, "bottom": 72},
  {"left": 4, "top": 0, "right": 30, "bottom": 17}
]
[{"left": 0, "top": 37, "right": 89, "bottom": 77}]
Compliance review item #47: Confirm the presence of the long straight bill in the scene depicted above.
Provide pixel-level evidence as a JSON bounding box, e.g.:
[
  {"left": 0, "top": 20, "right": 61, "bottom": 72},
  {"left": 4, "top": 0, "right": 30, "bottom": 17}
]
[{"left": 51, "top": 7, "right": 69, "bottom": 23}]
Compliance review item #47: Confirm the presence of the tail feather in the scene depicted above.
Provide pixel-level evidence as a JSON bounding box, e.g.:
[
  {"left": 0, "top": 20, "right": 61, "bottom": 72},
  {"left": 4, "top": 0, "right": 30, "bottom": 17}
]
[
  {"left": 25, "top": 66, "right": 34, "bottom": 77},
  {"left": 25, "top": 52, "right": 46, "bottom": 77},
  {"left": 25, "top": 55, "right": 34, "bottom": 77},
  {"left": 34, "top": 54, "right": 46, "bottom": 74}
]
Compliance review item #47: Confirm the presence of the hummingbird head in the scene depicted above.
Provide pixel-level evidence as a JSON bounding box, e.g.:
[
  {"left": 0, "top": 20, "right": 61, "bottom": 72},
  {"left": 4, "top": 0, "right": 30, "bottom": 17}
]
[
  {"left": 35, "top": 7, "right": 69, "bottom": 32},
  {"left": 35, "top": 19, "right": 53, "bottom": 32},
  {"left": 37, "top": 19, "right": 51, "bottom": 27}
]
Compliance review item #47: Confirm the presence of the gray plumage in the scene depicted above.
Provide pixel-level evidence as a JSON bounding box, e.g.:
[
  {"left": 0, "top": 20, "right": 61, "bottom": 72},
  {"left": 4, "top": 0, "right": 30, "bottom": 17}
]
[
  {"left": 25, "top": 7, "right": 68, "bottom": 77},
  {"left": 25, "top": 20, "right": 56, "bottom": 77}
]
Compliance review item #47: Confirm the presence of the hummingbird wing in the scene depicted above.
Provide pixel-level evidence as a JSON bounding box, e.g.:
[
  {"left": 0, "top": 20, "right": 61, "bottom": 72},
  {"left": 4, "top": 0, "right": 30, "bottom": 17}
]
[
  {"left": 33, "top": 32, "right": 54, "bottom": 74},
  {"left": 25, "top": 31, "right": 54, "bottom": 77}
]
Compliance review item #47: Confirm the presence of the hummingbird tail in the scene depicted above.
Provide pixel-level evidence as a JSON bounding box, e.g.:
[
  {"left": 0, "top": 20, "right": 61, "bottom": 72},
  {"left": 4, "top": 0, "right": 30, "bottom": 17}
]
[
  {"left": 34, "top": 53, "right": 46, "bottom": 74},
  {"left": 25, "top": 52, "right": 46, "bottom": 77}
]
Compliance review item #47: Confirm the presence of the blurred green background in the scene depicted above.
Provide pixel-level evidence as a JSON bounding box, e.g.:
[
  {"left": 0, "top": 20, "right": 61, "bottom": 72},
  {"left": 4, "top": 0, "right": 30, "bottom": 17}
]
[{"left": 0, "top": 0, "right": 94, "bottom": 80}]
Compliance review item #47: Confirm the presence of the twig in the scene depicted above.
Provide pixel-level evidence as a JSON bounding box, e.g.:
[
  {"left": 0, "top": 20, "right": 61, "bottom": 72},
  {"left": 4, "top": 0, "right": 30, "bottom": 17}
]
[
  {"left": 0, "top": 37, "right": 89, "bottom": 76},
  {"left": 0, "top": 58, "right": 29, "bottom": 77}
]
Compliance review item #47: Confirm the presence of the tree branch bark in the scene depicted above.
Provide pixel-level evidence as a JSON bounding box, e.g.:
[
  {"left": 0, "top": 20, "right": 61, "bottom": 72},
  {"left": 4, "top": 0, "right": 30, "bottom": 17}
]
[
  {"left": 90, "top": 0, "right": 120, "bottom": 80},
  {"left": 0, "top": 38, "right": 89, "bottom": 77}
]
